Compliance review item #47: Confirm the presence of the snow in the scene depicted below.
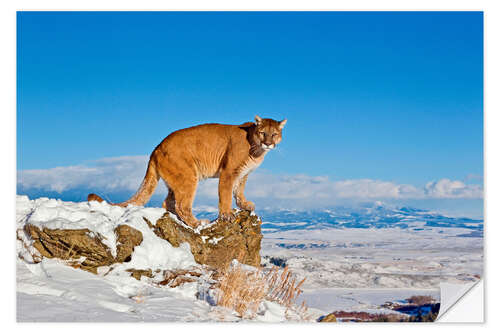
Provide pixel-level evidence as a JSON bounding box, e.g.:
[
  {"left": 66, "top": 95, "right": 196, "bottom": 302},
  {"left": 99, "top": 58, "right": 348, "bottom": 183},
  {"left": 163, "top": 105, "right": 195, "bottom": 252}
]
[
  {"left": 261, "top": 226, "right": 482, "bottom": 290},
  {"left": 208, "top": 236, "right": 224, "bottom": 245},
  {"left": 16, "top": 259, "right": 215, "bottom": 322},
  {"left": 15, "top": 195, "right": 304, "bottom": 322},
  {"left": 298, "top": 288, "right": 439, "bottom": 315},
  {"left": 17, "top": 257, "right": 301, "bottom": 322},
  {"left": 17, "top": 195, "right": 197, "bottom": 271},
  {"left": 16, "top": 195, "right": 482, "bottom": 322}
]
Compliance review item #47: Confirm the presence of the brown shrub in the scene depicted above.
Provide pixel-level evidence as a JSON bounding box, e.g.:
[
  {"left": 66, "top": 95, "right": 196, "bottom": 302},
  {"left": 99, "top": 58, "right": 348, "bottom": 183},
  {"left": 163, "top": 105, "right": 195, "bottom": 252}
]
[
  {"left": 215, "top": 260, "right": 308, "bottom": 319},
  {"left": 215, "top": 261, "right": 268, "bottom": 318},
  {"left": 406, "top": 295, "right": 436, "bottom": 305}
]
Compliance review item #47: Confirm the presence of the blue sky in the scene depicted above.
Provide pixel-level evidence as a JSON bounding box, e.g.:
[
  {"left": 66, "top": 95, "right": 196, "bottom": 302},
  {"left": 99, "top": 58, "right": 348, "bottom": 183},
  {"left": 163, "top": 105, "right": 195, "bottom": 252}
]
[{"left": 17, "top": 11, "right": 484, "bottom": 217}]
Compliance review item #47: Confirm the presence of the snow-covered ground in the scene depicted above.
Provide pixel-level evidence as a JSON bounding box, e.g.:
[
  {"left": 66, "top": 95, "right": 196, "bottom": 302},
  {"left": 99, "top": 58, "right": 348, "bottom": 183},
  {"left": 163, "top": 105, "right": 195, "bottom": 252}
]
[
  {"left": 16, "top": 259, "right": 216, "bottom": 322},
  {"left": 261, "top": 226, "right": 482, "bottom": 290},
  {"left": 16, "top": 195, "right": 483, "bottom": 322}
]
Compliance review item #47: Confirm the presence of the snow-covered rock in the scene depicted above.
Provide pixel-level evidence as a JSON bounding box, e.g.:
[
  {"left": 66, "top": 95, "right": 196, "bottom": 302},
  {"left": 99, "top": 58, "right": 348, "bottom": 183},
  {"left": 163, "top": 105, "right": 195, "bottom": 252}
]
[{"left": 17, "top": 195, "right": 264, "bottom": 274}]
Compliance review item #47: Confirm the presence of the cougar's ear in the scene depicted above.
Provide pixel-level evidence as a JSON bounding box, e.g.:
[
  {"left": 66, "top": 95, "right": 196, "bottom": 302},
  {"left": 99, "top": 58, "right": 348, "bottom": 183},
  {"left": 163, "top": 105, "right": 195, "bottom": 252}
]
[
  {"left": 255, "top": 115, "right": 263, "bottom": 125},
  {"left": 279, "top": 119, "right": 287, "bottom": 129}
]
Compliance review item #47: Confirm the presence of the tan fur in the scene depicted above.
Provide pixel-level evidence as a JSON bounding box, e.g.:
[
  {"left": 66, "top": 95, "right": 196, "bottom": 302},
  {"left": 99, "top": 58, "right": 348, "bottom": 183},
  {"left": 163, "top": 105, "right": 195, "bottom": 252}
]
[{"left": 88, "top": 116, "right": 287, "bottom": 227}]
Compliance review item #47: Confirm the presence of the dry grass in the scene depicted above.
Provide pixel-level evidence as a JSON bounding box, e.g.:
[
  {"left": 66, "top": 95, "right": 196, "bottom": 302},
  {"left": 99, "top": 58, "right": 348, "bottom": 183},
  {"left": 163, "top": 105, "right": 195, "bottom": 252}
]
[
  {"left": 265, "top": 265, "right": 306, "bottom": 308},
  {"left": 215, "top": 262, "right": 268, "bottom": 318},
  {"left": 215, "top": 260, "right": 309, "bottom": 319}
]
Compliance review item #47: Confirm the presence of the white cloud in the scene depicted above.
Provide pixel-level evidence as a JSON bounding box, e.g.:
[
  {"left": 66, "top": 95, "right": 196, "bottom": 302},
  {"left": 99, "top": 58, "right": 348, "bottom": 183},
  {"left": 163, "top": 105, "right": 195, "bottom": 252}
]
[
  {"left": 424, "top": 178, "right": 483, "bottom": 199},
  {"left": 17, "top": 155, "right": 161, "bottom": 194},
  {"left": 330, "top": 179, "right": 423, "bottom": 199},
  {"left": 17, "top": 155, "right": 483, "bottom": 208}
]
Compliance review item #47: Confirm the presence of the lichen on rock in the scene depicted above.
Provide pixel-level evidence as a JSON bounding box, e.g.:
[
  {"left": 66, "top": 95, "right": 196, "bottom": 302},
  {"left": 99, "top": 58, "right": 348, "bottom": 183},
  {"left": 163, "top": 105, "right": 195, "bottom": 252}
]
[
  {"left": 319, "top": 313, "right": 337, "bottom": 322},
  {"left": 23, "top": 223, "right": 143, "bottom": 274},
  {"left": 146, "top": 210, "right": 263, "bottom": 270},
  {"left": 24, "top": 225, "right": 111, "bottom": 273},
  {"left": 114, "top": 224, "right": 143, "bottom": 263}
]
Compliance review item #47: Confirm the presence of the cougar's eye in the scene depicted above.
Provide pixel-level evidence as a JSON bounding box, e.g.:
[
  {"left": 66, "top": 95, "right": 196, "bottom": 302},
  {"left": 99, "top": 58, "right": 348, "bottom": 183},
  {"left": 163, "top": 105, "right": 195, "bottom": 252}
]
[
  {"left": 272, "top": 133, "right": 277, "bottom": 137},
  {"left": 259, "top": 131, "right": 264, "bottom": 136}
]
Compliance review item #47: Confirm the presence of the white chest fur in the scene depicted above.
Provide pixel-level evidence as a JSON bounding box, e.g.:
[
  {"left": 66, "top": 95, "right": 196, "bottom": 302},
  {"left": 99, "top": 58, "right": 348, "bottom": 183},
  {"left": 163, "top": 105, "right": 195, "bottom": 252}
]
[{"left": 233, "top": 156, "right": 264, "bottom": 191}]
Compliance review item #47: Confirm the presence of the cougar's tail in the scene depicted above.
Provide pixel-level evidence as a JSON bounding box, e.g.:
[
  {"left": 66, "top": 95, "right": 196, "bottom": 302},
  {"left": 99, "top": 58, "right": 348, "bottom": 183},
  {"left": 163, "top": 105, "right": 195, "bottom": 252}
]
[{"left": 88, "top": 158, "right": 160, "bottom": 207}]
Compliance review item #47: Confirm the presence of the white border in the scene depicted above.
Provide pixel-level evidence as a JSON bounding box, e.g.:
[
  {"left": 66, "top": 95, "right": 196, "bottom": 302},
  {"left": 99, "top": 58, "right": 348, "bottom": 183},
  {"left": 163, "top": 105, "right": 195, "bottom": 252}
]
[{"left": 4, "top": 0, "right": 497, "bottom": 331}]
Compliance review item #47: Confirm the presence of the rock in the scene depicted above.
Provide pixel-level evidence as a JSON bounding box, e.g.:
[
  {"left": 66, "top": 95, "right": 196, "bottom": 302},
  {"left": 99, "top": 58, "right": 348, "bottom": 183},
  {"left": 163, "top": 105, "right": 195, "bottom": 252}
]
[
  {"left": 115, "top": 225, "right": 143, "bottom": 263},
  {"left": 323, "top": 311, "right": 408, "bottom": 322},
  {"left": 126, "top": 268, "right": 154, "bottom": 280},
  {"left": 23, "top": 224, "right": 143, "bottom": 274},
  {"left": 126, "top": 266, "right": 216, "bottom": 290},
  {"left": 157, "top": 268, "right": 205, "bottom": 287},
  {"left": 319, "top": 313, "right": 337, "bottom": 322},
  {"left": 148, "top": 210, "right": 262, "bottom": 270}
]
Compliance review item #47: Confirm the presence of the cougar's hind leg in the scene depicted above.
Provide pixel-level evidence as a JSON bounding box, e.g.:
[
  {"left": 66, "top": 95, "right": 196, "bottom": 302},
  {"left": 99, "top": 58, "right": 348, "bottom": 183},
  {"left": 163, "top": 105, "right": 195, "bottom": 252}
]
[
  {"left": 160, "top": 170, "right": 200, "bottom": 228},
  {"left": 157, "top": 151, "right": 201, "bottom": 228},
  {"left": 162, "top": 187, "right": 176, "bottom": 214},
  {"left": 172, "top": 178, "right": 199, "bottom": 228}
]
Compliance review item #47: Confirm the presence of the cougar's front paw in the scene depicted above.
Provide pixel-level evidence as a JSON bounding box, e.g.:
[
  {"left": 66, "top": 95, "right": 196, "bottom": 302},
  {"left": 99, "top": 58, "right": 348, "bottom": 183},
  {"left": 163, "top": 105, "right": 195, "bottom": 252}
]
[
  {"left": 184, "top": 218, "right": 201, "bottom": 229},
  {"left": 218, "top": 212, "right": 236, "bottom": 223},
  {"left": 238, "top": 200, "right": 255, "bottom": 212}
]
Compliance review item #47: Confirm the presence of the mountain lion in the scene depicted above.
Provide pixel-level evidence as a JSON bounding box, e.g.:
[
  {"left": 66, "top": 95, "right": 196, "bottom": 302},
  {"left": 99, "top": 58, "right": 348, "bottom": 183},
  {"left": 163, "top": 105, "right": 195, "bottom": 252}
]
[{"left": 88, "top": 116, "right": 287, "bottom": 227}]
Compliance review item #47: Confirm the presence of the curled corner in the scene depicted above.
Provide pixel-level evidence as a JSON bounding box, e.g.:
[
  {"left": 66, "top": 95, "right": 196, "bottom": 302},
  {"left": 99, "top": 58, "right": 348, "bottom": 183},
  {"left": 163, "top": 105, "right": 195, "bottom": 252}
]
[{"left": 437, "top": 280, "right": 484, "bottom": 322}]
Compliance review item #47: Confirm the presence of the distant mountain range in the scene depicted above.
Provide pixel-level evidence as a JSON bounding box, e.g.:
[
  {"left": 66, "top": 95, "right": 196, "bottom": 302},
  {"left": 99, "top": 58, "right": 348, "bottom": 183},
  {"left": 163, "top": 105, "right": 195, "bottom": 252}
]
[{"left": 195, "top": 204, "right": 483, "bottom": 233}]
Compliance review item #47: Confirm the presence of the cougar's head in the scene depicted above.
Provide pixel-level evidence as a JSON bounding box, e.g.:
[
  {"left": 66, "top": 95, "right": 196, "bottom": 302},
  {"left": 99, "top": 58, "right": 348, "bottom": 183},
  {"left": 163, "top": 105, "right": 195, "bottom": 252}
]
[{"left": 253, "top": 115, "right": 287, "bottom": 151}]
